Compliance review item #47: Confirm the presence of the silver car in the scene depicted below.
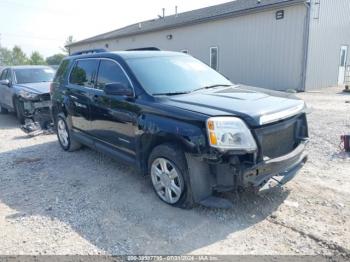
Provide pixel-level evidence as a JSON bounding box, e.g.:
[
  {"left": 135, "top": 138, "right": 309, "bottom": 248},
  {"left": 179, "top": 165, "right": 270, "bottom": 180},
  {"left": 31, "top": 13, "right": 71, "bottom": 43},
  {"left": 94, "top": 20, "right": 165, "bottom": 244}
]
[{"left": 0, "top": 66, "right": 55, "bottom": 125}]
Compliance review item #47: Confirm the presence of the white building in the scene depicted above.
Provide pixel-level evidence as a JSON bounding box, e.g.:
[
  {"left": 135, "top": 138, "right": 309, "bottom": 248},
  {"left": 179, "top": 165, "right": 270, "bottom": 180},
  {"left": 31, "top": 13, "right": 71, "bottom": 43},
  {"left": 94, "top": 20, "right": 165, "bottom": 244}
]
[{"left": 68, "top": 0, "right": 350, "bottom": 91}]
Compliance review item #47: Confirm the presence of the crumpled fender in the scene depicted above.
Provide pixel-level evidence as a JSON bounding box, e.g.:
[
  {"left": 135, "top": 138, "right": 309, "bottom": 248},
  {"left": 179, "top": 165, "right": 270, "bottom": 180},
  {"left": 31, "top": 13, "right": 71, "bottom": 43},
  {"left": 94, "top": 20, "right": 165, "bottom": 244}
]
[{"left": 136, "top": 113, "right": 207, "bottom": 174}]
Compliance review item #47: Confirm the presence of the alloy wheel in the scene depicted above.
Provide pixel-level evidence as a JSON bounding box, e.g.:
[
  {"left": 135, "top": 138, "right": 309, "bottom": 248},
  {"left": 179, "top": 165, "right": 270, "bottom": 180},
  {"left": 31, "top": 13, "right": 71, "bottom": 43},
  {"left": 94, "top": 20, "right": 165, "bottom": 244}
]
[
  {"left": 151, "top": 158, "right": 184, "bottom": 204},
  {"left": 57, "top": 119, "right": 69, "bottom": 148}
]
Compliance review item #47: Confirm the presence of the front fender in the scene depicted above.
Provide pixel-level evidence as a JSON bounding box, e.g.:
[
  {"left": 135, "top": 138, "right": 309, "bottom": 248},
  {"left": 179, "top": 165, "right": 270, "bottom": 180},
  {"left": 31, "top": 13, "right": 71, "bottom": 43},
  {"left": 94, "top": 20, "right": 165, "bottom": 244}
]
[{"left": 137, "top": 113, "right": 207, "bottom": 174}]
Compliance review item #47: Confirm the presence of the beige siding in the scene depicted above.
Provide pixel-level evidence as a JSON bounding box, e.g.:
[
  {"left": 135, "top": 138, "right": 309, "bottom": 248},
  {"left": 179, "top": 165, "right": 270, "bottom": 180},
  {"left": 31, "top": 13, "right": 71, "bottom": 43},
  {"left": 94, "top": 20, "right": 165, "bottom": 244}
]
[
  {"left": 305, "top": 0, "right": 350, "bottom": 89},
  {"left": 70, "top": 4, "right": 307, "bottom": 91}
]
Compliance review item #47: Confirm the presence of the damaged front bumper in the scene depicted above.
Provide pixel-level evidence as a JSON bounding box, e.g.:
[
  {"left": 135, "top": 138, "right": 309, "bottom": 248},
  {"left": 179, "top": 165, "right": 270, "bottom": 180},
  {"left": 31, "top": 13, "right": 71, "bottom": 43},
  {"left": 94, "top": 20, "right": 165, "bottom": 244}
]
[
  {"left": 243, "top": 142, "right": 308, "bottom": 192},
  {"left": 207, "top": 141, "right": 309, "bottom": 194},
  {"left": 20, "top": 95, "right": 53, "bottom": 134},
  {"left": 186, "top": 141, "right": 308, "bottom": 208}
]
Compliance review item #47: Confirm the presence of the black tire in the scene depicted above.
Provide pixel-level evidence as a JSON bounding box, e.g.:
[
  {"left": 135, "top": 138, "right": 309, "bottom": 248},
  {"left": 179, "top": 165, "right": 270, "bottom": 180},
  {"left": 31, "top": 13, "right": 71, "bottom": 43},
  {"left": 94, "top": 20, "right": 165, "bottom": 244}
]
[
  {"left": 148, "top": 143, "right": 194, "bottom": 209},
  {"left": 14, "top": 98, "right": 25, "bottom": 124},
  {"left": 56, "top": 114, "right": 82, "bottom": 152},
  {"left": 0, "top": 105, "right": 8, "bottom": 114}
]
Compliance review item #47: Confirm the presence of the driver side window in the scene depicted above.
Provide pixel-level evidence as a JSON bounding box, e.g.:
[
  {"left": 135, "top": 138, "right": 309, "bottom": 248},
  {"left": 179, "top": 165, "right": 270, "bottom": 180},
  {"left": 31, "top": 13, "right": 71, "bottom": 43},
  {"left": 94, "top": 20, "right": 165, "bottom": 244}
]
[
  {"left": 5, "top": 70, "right": 12, "bottom": 82},
  {"left": 96, "top": 60, "right": 131, "bottom": 90},
  {"left": 0, "top": 69, "right": 8, "bottom": 80}
]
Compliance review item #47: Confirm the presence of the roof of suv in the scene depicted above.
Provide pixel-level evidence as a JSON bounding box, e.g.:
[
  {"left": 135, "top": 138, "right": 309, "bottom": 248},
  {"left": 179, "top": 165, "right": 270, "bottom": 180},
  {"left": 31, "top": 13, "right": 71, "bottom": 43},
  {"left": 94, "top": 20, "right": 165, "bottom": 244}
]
[
  {"left": 5, "top": 65, "right": 53, "bottom": 70},
  {"left": 113, "top": 51, "right": 186, "bottom": 59}
]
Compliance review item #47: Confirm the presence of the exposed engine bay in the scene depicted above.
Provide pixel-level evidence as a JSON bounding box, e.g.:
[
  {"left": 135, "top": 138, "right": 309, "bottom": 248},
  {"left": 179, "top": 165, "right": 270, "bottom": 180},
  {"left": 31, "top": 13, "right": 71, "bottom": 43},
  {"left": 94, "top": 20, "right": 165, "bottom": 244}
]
[{"left": 19, "top": 93, "right": 54, "bottom": 136}]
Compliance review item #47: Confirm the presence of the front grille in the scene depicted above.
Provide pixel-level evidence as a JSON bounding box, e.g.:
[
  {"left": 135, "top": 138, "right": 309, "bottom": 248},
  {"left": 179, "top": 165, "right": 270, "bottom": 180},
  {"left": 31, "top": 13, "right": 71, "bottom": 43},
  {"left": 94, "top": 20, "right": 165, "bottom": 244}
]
[
  {"left": 260, "top": 123, "right": 296, "bottom": 158},
  {"left": 39, "top": 93, "right": 51, "bottom": 101},
  {"left": 254, "top": 115, "right": 307, "bottom": 159}
]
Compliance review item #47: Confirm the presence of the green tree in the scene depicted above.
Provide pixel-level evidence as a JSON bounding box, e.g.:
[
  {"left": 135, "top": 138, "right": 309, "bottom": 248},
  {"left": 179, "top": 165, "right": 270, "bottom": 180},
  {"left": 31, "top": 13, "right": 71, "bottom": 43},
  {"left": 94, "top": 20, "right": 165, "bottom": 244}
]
[
  {"left": 11, "top": 45, "right": 29, "bottom": 65},
  {"left": 61, "top": 35, "right": 74, "bottom": 55},
  {"left": 29, "top": 51, "right": 46, "bottom": 65},
  {"left": 46, "top": 53, "right": 65, "bottom": 65},
  {"left": 0, "top": 47, "right": 13, "bottom": 66}
]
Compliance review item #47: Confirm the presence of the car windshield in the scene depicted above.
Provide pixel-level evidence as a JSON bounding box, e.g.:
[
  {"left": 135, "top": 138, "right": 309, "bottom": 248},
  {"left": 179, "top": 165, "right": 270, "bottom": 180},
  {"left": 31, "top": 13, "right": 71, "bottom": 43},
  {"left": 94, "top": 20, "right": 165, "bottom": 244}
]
[
  {"left": 126, "top": 55, "right": 232, "bottom": 95},
  {"left": 14, "top": 68, "right": 55, "bottom": 84}
]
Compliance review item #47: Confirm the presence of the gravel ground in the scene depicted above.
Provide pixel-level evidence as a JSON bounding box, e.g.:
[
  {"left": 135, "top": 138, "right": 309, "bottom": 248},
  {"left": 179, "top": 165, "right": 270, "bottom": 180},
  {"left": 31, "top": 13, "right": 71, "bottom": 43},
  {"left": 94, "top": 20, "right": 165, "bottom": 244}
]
[{"left": 0, "top": 87, "right": 349, "bottom": 256}]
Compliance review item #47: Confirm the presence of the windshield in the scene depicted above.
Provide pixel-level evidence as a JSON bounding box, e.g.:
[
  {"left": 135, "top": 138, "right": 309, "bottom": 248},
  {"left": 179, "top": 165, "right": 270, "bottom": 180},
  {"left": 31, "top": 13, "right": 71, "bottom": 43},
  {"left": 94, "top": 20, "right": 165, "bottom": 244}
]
[
  {"left": 126, "top": 55, "right": 232, "bottom": 95},
  {"left": 15, "top": 68, "right": 55, "bottom": 84}
]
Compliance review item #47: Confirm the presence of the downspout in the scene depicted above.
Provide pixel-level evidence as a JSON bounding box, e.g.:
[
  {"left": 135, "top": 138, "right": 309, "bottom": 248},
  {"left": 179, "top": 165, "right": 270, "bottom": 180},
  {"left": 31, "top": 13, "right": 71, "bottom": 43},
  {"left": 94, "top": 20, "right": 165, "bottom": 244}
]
[{"left": 301, "top": 1, "right": 311, "bottom": 91}]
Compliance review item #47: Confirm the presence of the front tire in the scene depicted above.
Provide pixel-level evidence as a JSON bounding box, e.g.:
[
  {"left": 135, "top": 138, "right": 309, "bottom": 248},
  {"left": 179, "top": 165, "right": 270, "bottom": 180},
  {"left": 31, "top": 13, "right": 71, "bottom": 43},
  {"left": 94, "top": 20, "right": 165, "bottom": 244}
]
[
  {"left": 148, "top": 143, "right": 194, "bottom": 209},
  {"left": 56, "top": 115, "right": 81, "bottom": 152}
]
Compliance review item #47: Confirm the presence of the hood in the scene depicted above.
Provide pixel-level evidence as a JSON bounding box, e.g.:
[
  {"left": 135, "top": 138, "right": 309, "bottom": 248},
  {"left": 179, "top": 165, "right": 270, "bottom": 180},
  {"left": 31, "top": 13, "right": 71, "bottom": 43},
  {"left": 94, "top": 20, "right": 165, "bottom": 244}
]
[
  {"left": 160, "top": 85, "right": 306, "bottom": 127},
  {"left": 16, "top": 82, "right": 51, "bottom": 94}
]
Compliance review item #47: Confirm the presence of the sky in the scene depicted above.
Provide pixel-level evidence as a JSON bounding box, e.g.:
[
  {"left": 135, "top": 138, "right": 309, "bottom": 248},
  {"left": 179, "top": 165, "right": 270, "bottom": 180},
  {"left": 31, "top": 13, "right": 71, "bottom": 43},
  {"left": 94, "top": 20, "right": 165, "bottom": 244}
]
[{"left": 0, "top": 0, "right": 232, "bottom": 58}]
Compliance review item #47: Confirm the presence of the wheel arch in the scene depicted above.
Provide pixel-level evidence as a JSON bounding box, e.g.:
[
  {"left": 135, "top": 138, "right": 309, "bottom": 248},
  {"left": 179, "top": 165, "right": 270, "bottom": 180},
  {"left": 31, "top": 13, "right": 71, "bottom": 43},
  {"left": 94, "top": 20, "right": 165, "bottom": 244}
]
[
  {"left": 137, "top": 118, "right": 207, "bottom": 176},
  {"left": 51, "top": 100, "right": 69, "bottom": 130}
]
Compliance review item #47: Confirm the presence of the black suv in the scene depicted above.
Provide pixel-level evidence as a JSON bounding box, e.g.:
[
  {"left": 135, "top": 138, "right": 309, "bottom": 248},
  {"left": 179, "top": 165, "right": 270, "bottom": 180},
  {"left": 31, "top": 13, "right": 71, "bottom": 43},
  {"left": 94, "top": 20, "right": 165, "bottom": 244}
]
[{"left": 51, "top": 49, "right": 309, "bottom": 209}]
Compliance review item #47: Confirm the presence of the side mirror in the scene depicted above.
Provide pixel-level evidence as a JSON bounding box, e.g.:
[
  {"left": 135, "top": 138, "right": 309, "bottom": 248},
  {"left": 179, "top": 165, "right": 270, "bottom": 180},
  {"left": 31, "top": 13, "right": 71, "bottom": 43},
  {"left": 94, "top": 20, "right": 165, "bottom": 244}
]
[
  {"left": 0, "top": 79, "right": 11, "bottom": 87},
  {"left": 104, "top": 82, "right": 133, "bottom": 97}
]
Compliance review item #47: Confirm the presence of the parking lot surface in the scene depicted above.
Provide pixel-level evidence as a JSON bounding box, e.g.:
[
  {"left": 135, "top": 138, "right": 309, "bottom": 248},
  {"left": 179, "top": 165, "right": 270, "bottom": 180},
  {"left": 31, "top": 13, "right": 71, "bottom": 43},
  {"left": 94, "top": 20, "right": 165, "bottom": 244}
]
[{"left": 0, "top": 87, "right": 349, "bottom": 256}]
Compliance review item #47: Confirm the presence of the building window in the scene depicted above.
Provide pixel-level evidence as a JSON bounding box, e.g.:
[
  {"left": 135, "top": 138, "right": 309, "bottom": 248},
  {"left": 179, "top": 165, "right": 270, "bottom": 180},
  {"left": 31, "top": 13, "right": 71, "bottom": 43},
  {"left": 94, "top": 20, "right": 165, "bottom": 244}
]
[
  {"left": 181, "top": 50, "right": 189, "bottom": 54},
  {"left": 275, "top": 10, "right": 284, "bottom": 20},
  {"left": 210, "top": 47, "right": 219, "bottom": 71},
  {"left": 314, "top": 0, "right": 320, "bottom": 19}
]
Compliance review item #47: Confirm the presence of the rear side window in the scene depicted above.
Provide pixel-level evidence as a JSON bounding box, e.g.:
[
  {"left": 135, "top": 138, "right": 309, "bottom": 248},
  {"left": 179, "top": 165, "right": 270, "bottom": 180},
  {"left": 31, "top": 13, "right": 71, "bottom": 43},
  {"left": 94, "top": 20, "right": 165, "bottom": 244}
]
[
  {"left": 5, "top": 70, "right": 12, "bottom": 81},
  {"left": 54, "top": 60, "right": 70, "bottom": 85},
  {"left": 96, "top": 60, "right": 131, "bottom": 90},
  {"left": 0, "top": 69, "right": 8, "bottom": 80},
  {"left": 69, "top": 59, "right": 99, "bottom": 88}
]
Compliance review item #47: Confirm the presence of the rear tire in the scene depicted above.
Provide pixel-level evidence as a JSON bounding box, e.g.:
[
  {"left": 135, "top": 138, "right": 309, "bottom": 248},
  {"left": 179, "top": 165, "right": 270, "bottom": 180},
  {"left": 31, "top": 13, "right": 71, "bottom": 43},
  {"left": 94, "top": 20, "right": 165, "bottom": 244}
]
[
  {"left": 14, "top": 98, "right": 25, "bottom": 124},
  {"left": 148, "top": 143, "right": 194, "bottom": 209},
  {"left": 56, "top": 114, "right": 82, "bottom": 152},
  {"left": 0, "top": 105, "right": 8, "bottom": 114}
]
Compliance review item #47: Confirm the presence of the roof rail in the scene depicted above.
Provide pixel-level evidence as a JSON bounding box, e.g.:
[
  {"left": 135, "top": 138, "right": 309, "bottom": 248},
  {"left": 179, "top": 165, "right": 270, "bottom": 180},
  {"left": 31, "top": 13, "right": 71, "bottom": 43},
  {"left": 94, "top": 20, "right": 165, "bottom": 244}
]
[
  {"left": 71, "top": 49, "right": 107, "bottom": 56},
  {"left": 126, "top": 47, "right": 161, "bottom": 51}
]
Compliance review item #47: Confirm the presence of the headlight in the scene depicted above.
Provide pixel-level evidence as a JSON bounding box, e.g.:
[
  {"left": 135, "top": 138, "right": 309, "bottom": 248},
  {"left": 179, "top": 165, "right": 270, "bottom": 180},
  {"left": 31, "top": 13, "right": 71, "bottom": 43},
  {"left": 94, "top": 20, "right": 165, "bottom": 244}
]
[
  {"left": 206, "top": 117, "right": 257, "bottom": 151},
  {"left": 18, "top": 90, "right": 38, "bottom": 100}
]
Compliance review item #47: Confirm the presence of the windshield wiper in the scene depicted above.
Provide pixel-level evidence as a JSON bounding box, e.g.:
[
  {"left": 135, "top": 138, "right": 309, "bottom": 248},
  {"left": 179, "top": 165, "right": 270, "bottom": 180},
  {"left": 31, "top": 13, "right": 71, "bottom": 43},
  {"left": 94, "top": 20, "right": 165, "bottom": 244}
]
[
  {"left": 192, "top": 84, "right": 232, "bottom": 93},
  {"left": 152, "top": 84, "right": 232, "bottom": 96},
  {"left": 153, "top": 91, "right": 190, "bottom": 96}
]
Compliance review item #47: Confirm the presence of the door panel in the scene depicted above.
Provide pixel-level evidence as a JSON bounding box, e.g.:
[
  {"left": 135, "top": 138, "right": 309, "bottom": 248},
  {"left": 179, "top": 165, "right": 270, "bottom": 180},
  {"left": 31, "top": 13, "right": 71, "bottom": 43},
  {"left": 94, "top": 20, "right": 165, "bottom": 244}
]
[
  {"left": 0, "top": 69, "right": 13, "bottom": 108},
  {"left": 0, "top": 69, "right": 13, "bottom": 109},
  {"left": 90, "top": 90, "right": 138, "bottom": 154},
  {"left": 68, "top": 59, "right": 99, "bottom": 132},
  {"left": 338, "top": 46, "right": 348, "bottom": 85},
  {"left": 67, "top": 85, "right": 92, "bottom": 131},
  {"left": 2, "top": 69, "right": 14, "bottom": 108},
  {"left": 90, "top": 59, "right": 137, "bottom": 155}
]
